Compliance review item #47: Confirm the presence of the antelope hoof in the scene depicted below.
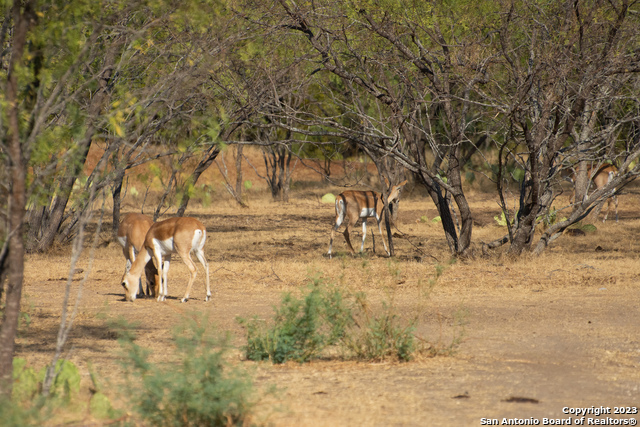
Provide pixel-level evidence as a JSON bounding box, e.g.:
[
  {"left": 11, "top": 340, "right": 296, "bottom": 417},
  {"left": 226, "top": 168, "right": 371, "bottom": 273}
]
[
  {"left": 181, "top": 297, "right": 188, "bottom": 303},
  {"left": 205, "top": 295, "right": 211, "bottom": 302}
]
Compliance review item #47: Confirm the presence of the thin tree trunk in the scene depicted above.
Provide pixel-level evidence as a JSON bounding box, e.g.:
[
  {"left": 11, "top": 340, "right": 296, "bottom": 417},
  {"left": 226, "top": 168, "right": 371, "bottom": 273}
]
[
  {"left": 262, "top": 148, "right": 280, "bottom": 199},
  {"left": 234, "top": 144, "right": 243, "bottom": 201},
  {"left": 0, "top": 0, "right": 34, "bottom": 398},
  {"left": 447, "top": 153, "right": 473, "bottom": 256},
  {"left": 154, "top": 169, "right": 178, "bottom": 221},
  {"left": 176, "top": 145, "right": 220, "bottom": 217},
  {"left": 43, "top": 190, "right": 103, "bottom": 396},
  {"left": 0, "top": 245, "right": 8, "bottom": 304},
  {"left": 281, "top": 148, "right": 293, "bottom": 202},
  {"left": 112, "top": 168, "right": 126, "bottom": 236},
  {"left": 215, "top": 150, "right": 248, "bottom": 208}
]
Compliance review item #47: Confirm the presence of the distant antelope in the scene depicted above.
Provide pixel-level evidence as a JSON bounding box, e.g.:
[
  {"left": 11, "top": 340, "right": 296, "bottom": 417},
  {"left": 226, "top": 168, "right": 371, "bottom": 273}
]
[
  {"left": 116, "top": 213, "right": 157, "bottom": 297},
  {"left": 121, "top": 217, "right": 210, "bottom": 303},
  {"left": 589, "top": 164, "right": 618, "bottom": 222},
  {"left": 571, "top": 164, "right": 618, "bottom": 222},
  {"left": 328, "top": 180, "right": 407, "bottom": 258}
]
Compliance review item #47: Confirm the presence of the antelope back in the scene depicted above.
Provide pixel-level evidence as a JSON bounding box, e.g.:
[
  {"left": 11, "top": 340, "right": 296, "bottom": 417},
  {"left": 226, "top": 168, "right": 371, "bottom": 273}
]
[{"left": 590, "top": 165, "right": 617, "bottom": 189}]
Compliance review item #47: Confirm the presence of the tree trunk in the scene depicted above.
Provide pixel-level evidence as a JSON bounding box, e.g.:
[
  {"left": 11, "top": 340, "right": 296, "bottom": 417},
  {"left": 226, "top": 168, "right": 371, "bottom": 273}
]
[
  {"left": 234, "top": 144, "right": 243, "bottom": 202},
  {"left": 29, "top": 140, "right": 91, "bottom": 252},
  {"left": 447, "top": 152, "right": 473, "bottom": 255},
  {"left": 154, "top": 168, "right": 178, "bottom": 221},
  {"left": 215, "top": 150, "right": 248, "bottom": 207},
  {"left": 574, "top": 160, "right": 589, "bottom": 205},
  {"left": 0, "top": 247, "right": 7, "bottom": 305},
  {"left": 0, "top": 0, "right": 34, "bottom": 398},
  {"left": 263, "top": 148, "right": 280, "bottom": 199},
  {"left": 25, "top": 41, "right": 118, "bottom": 253},
  {"left": 176, "top": 145, "right": 220, "bottom": 217},
  {"left": 111, "top": 168, "right": 126, "bottom": 237},
  {"left": 282, "top": 148, "right": 294, "bottom": 203}
]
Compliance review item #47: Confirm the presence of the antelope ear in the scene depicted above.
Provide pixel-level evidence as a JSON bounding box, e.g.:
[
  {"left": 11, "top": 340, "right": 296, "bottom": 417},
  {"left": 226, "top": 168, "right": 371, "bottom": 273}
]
[
  {"left": 398, "top": 180, "right": 408, "bottom": 187},
  {"left": 384, "top": 176, "right": 390, "bottom": 186}
]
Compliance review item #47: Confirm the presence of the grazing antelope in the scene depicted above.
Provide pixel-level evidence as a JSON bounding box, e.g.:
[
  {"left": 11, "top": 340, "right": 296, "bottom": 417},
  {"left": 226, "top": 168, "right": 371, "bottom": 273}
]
[
  {"left": 589, "top": 164, "right": 618, "bottom": 222},
  {"left": 121, "top": 217, "right": 210, "bottom": 303},
  {"left": 328, "top": 180, "right": 407, "bottom": 258},
  {"left": 116, "top": 213, "right": 157, "bottom": 297}
]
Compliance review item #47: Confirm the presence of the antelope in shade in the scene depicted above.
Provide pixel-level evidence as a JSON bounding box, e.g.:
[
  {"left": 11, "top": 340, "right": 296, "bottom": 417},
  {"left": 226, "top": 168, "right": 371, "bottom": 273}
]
[
  {"left": 588, "top": 164, "right": 619, "bottom": 222},
  {"left": 570, "top": 164, "right": 619, "bottom": 223},
  {"left": 121, "top": 217, "right": 210, "bottom": 303},
  {"left": 328, "top": 180, "right": 407, "bottom": 258},
  {"left": 116, "top": 213, "right": 158, "bottom": 297}
]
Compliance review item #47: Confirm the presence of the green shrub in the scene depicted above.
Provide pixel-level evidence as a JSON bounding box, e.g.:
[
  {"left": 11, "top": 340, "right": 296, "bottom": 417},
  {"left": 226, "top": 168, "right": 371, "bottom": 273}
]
[
  {"left": 0, "top": 358, "right": 83, "bottom": 426},
  {"left": 345, "top": 297, "right": 416, "bottom": 362},
  {"left": 239, "top": 279, "right": 353, "bottom": 364},
  {"left": 0, "top": 397, "right": 42, "bottom": 427},
  {"left": 47, "top": 359, "right": 81, "bottom": 404},
  {"left": 12, "top": 358, "right": 40, "bottom": 403},
  {"left": 120, "top": 313, "right": 257, "bottom": 427},
  {"left": 239, "top": 279, "right": 421, "bottom": 364}
]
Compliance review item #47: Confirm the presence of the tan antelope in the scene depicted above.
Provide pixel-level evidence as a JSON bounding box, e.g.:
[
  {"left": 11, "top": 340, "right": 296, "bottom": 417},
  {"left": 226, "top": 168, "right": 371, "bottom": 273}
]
[
  {"left": 328, "top": 180, "right": 407, "bottom": 258},
  {"left": 589, "top": 164, "right": 618, "bottom": 222},
  {"left": 116, "top": 213, "right": 157, "bottom": 297},
  {"left": 121, "top": 217, "right": 210, "bottom": 303},
  {"left": 570, "top": 164, "right": 618, "bottom": 222}
]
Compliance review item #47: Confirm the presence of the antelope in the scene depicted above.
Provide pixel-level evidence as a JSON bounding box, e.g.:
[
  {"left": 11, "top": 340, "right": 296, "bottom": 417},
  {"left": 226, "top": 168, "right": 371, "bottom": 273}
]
[
  {"left": 116, "top": 213, "right": 157, "bottom": 297},
  {"left": 570, "top": 164, "right": 619, "bottom": 222},
  {"left": 589, "top": 164, "right": 618, "bottom": 222},
  {"left": 121, "top": 217, "right": 210, "bottom": 303},
  {"left": 328, "top": 180, "right": 407, "bottom": 258}
]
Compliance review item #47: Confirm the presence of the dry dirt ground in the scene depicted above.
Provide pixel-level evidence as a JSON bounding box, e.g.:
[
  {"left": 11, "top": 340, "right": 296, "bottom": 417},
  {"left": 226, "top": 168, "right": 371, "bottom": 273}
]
[{"left": 15, "top": 168, "right": 640, "bottom": 426}]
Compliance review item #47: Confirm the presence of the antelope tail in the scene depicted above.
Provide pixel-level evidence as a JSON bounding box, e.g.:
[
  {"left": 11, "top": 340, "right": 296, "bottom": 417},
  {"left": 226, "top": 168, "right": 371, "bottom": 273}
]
[{"left": 335, "top": 198, "right": 345, "bottom": 227}]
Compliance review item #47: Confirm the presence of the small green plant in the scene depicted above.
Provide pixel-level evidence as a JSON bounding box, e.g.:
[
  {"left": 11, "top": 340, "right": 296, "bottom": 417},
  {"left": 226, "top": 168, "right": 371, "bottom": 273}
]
[
  {"left": 12, "top": 358, "right": 40, "bottom": 403},
  {"left": 494, "top": 211, "right": 509, "bottom": 227},
  {"left": 47, "top": 359, "right": 81, "bottom": 404},
  {"left": 239, "top": 278, "right": 353, "bottom": 364},
  {"left": 119, "top": 313, "right": 258, "bottom": 426},
  {"left": 87, "top": 362, "right": 117, "bottom": 420},
  {"left": 512, "top": 168, "right": 526, "bottom": 182},
  {"left": 538, "top": 207, "right": 567, "bottom": 228},
  {"left": 0, "top": 396, "right": 42, "bottom": 427},
  {"left": 580, "top": 223, "right": 597, "bottom": 232},
  {"left": 13, "top": 357, "right": 81, "bottom": 405},
  {"left": 345, "top": 296, "right": 416, "bottom": 362},
  {"left": 0, "top": 358, "right": 84, "bottom": 427}
]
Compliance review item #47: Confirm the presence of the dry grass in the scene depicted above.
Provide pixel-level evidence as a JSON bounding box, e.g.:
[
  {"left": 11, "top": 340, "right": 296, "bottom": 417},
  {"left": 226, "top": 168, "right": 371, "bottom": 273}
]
[{"left": 14, "top": 152, "right": 640, "bottom": 425}]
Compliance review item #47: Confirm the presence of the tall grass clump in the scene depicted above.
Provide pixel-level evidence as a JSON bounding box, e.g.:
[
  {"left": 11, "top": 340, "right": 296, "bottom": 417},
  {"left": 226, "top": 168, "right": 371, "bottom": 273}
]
[
  {"left": 119, "top": 313, "right": 258, "bottom": 427},
  {"left": 238, "top": 277, "right": 425, "bottom": 364}
]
